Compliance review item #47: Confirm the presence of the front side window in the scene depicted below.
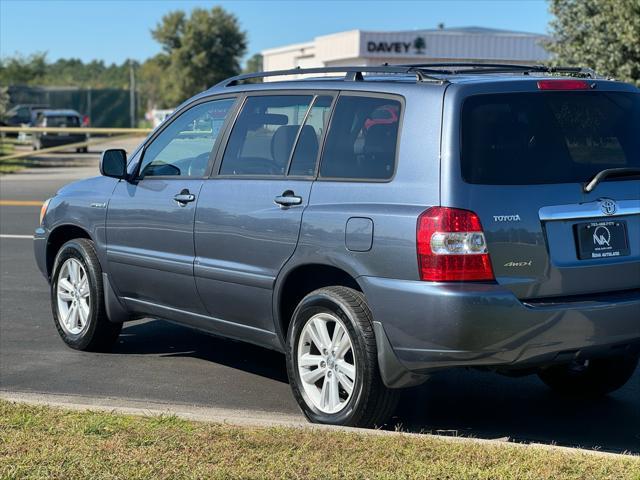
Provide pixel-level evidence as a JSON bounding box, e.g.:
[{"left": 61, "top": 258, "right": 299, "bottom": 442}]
[
  {"left": 219, "top": 95, "right": 313, "bottom": 176},
  {"left": 139, "top": 98, "right": 235, "bottom": 178},
  {"left": 320, "top": 96, "right": 401, "bottom": 180},
  {"left": 461, "top": 92, "right": 640, "bottom": 185}
]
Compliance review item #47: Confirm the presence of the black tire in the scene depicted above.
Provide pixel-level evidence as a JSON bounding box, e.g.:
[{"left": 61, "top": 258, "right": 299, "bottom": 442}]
[
  {"left": 286, "top": 286, "right": 399, "bottom": 427},
  {"left": 538, "top": 355, "right": 638, "bottom": 397},
  {"left": 51, "top": 238, "right": 122, "bottom": 352}
]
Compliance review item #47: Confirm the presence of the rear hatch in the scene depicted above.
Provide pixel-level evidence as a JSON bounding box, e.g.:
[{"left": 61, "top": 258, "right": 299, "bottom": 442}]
[{"left": 442, "top": 80, "right": 640, "bottom": 300}]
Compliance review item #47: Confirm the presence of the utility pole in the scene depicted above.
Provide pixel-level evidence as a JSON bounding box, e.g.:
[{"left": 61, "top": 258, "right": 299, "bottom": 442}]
[
  {"left": 86, "top": 88, "right": 92, "bottom": 124},
  {"left": 129, "top": 60, "right": 136, "bottom": 128}
]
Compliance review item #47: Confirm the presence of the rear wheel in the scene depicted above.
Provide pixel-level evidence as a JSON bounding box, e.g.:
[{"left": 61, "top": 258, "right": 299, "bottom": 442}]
[
  {"left": 538, "top": 355, "right": 638, "bottom": 397},
  {"left": 286, "top": 286, "right": 399, "bottom": 427},
  {"left": 51, "top": 238, "right": 121, "bottom": 352}
]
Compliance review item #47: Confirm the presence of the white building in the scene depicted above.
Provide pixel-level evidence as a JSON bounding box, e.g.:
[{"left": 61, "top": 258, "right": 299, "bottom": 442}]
[{"left": 262, "top": 27, "right": 550, "bottom": 79}]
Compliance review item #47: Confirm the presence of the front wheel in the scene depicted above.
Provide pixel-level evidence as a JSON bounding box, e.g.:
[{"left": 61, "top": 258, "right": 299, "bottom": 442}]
[
  {"left": 538, "top": 355, "right": 638, "bottom": 397},
  {"left": 51, "top": 238, "right": 122, "bottom": 352},
  {"left": 286, "top": 286, "right": 399, "bottom": 427}
]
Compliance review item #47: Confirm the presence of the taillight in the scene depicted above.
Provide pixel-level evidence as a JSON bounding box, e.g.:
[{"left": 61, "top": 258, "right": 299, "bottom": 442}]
[
  {"left": 417, "top": 207, "right": 494, "bottom": 282},
  {"left": 537, "top": 79, "right": 591, "bottom": 90},
  {"left": 82, "top": 115, "right": 90, "bottom": 127}
]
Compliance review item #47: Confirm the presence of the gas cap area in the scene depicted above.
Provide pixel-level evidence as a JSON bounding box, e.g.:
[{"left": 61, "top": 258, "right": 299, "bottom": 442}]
[{"left": 345, "top": 217, "right": 374, "bottom": 252}]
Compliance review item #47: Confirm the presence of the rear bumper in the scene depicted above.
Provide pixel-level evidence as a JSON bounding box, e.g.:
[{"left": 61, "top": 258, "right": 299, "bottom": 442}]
[{"left": 360, "top": 276, "right": 640, "bottom": 386}]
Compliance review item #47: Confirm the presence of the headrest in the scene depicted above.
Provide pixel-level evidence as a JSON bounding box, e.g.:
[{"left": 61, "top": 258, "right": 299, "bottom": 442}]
[
  {"left": 271, "top": 125, "right": 300, "bottom": 169},
  {"left": 364, "top": 124, "right": 398, "bottom": 153}
]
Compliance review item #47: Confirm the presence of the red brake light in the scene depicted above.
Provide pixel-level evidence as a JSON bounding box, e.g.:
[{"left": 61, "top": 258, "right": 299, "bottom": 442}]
[
  {"left": 537, "top": 79, "right": 591, "bottom": 91},
  {"left": 417, "top": 207, "right": 494, "bottom": 282}
]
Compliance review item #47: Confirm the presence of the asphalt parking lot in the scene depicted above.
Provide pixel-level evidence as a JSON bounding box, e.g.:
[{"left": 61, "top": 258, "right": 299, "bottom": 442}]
[{"left": 1, "top": 140, "right": 638, "bottom": 454}]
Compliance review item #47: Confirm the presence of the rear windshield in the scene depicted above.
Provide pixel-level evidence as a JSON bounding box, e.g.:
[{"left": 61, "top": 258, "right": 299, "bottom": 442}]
[
  {"left": 461, "top": 92, "right": 640, "bottom": 184},
  {"left": 45, "top": 115, "right": 80, "bottom": 127}
]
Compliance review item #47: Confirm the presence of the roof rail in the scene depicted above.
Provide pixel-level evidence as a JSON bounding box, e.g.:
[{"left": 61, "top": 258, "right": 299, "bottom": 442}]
[
  {"left": 214, "top": 65, "right": 447, "bottom": 88},
  {"left": 395, "top": 62, "right": 599, "bottom": 78},
  {"left": 213, "top": 63, "right": 601, "bottom": 89}
]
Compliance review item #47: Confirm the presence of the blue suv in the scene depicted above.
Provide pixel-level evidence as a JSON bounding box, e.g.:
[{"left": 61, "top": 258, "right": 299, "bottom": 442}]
[{"left": 35, "top": 64, "right": 640, "bottom": 427}]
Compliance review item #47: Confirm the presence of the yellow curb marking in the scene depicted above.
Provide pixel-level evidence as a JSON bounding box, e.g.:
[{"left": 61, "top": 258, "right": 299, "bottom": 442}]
[{"left": 0, "top": 200, "right": 43, "bottom": 206}]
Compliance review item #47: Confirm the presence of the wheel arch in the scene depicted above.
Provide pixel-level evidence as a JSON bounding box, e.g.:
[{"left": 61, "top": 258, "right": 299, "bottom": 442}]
[
  {"left": 46, "top": 224, "right": 92, "bottom": 278},
  {"left": 273, "top": 262, "right": 362, "bottom": 348}
]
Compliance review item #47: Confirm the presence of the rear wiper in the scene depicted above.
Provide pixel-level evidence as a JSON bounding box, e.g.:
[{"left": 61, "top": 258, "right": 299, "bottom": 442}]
[{"left": 583, "top": 167, "right": 640, "bottom": 193}]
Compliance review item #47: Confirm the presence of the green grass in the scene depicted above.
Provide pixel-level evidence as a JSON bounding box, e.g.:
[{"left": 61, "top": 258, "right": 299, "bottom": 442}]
[
  {"left": 0, "top": 401, "right": 638, "bottom": 479},
  {"left": 0, "top": 139, "right": 26, "bottom": 173}
]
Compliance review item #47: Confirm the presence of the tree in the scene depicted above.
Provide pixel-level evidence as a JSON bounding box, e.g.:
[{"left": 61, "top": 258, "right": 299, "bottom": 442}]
[
  {"left": 137, "top": 54, "right": 168, "bottom": 109},
  {"left": 244, "top": 53, "right": 263, "bottom": 74},
  {"left": 547, "top": 0, "right": 640, "bottom": 86},
  {"left": 151, "top": 6, "right": 247, "bottom": 105},
  {"left": 0, "top": 53, "right": 131, "bottom": 88},
  {"left": 0, "top": 86, "right": 10, "bottom": 119},
  {"left": 0, "top": 53, "right": 47, "bottom": 85},
  {"left": 241, "top": 53, "right": 263, "bottom": 83}
]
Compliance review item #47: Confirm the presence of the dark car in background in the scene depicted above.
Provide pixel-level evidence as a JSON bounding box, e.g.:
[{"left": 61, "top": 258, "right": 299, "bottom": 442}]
[
  {"left": 1, "top": 104, "right": 49, "bottom": 136},
  {"left": 32, "top": 109, "right": 89, "bottom": 153},
  {"left": 3, "top": 104, "right": 49, "bottom": 127}
]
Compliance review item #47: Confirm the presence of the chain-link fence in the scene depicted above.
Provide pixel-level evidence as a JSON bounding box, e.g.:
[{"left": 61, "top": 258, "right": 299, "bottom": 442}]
[{"left": 8, "top": 85, "right": 133, "bottom": 127}]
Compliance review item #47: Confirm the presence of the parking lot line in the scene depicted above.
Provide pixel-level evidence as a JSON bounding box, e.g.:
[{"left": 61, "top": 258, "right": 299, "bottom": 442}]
[
  {"left": 0, "top": 200, "right": 43, "bottom": 207},
  {"left": 0, "top": 234, "right": 34, "bottom": 239}
]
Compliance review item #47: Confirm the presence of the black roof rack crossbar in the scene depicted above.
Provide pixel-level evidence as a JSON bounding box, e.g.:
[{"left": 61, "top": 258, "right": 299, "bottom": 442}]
[
  {"left": 216, "top": 65, "right": 446, "bottom": 87},
  {"left": 395, "top": 62, "right": 599, "bottom": 78}
]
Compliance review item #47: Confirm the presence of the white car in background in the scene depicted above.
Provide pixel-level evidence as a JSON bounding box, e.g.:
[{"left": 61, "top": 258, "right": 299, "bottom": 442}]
[{"left": 147, "top": 108, "right": 174, "bottom": 128}]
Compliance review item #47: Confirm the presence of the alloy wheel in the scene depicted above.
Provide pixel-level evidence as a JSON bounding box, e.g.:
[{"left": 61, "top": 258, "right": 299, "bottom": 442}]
[
  {"left": 56, "top": 258, "right": 91, "bottom": 335},
  {"left": 297, "top": 312, "right": 356, "bottom": 414}
]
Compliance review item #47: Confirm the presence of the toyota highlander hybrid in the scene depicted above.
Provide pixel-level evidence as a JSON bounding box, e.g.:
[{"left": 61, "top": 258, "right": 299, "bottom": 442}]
[{"left": 35, "top": 64, "right": 640, "bottom": 427}]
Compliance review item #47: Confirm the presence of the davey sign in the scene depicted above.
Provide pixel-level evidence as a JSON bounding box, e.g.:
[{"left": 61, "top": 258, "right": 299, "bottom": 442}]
[{"left": 365, "top": 36, "right": 427, "bottom": 56}]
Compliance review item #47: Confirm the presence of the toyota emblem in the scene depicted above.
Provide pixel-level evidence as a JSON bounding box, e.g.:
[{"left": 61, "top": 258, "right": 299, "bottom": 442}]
[{"left": 599, "top": 198, "right": 617, "bottom": 216}]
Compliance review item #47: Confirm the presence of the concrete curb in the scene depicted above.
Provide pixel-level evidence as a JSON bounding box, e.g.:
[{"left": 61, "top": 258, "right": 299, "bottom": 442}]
[{"left": 1, "top": 390, "right": 636, "bottom": 460}]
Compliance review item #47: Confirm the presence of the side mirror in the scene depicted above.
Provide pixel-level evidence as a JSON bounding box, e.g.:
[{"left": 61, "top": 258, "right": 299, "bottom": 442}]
[{"left": 100, "top": 149, "right": 127, "bottom": 179}]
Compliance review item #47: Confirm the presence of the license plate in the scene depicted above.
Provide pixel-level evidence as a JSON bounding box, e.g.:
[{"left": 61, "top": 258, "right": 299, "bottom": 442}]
[{"left": 575, "top": 220, "right": 629, "bottom": 260}]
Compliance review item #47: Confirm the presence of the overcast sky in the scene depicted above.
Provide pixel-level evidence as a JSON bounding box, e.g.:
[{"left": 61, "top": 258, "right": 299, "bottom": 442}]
[{"left": 1, "top": 0, "right": 551, "bottom": 64}]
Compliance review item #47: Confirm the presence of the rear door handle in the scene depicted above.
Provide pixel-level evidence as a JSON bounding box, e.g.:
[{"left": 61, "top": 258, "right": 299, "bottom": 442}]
[
  {"left": 274, "top": 190, "right": 303, "bottom": 208},
  {"left": 174, "top": 189, "right": 196, "bottom": 205}
]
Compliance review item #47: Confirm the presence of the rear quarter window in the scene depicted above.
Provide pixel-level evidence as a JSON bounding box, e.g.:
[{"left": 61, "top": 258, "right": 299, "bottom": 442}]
[
  {"left": 320, "top": 95, "right": 401, "bottom": 180},
  {"left": 461, "top": 91, "right": 640, "bottom": 185}
]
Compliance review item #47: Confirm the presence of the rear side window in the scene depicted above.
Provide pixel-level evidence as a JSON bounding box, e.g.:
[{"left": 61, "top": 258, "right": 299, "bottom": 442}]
[
  {"left": 220, "top": 95, "right": 313, "bottom": 176},
  {"left": 320, "top": 96, "right": 401, "bottom": 180},
  {"left": 461, "top": 92, "right": 640, "bottom": 185}
]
